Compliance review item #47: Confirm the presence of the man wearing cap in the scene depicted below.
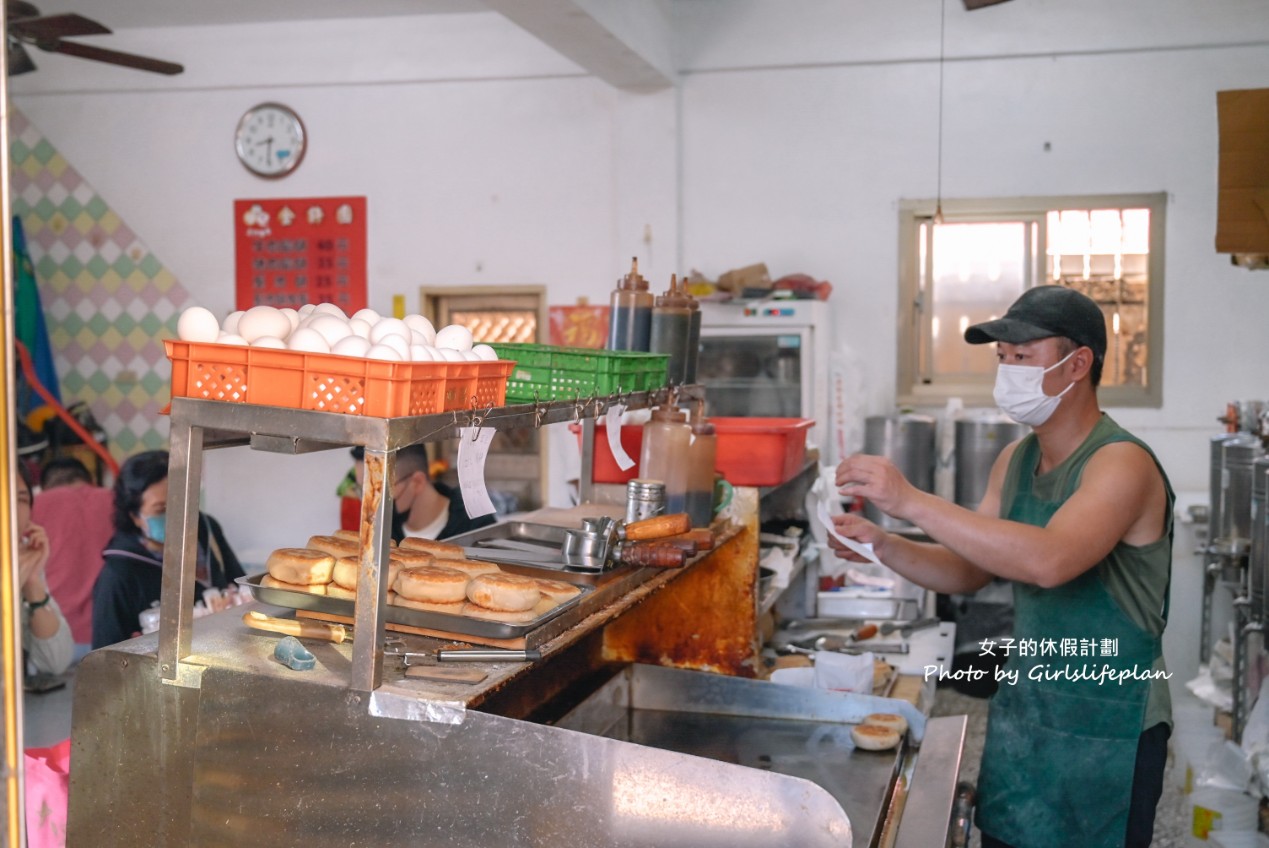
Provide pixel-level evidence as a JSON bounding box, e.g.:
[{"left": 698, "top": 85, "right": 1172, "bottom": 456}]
[{"left": 832, "top": 285, "right": 1173, "bottom": 848}]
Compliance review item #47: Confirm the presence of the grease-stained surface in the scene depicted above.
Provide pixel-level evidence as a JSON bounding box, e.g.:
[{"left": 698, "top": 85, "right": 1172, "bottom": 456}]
[{"left": 602, "top": 488, "right": 762, "bottom": 677}]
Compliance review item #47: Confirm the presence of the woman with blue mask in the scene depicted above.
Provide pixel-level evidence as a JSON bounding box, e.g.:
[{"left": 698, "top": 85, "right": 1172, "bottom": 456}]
[{"left": 91, "top": 450, "right": 244, "bottom": 649}]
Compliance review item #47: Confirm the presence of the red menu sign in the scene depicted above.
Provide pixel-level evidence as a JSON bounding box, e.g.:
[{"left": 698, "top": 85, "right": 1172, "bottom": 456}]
[{"left": 234, "top": 196, "right": 367, "bottom": 312}]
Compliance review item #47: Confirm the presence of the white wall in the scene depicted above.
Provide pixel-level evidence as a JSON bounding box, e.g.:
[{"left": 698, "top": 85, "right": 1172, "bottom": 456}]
[{"left": 11, "top": 0, "right": 1269, "bottom": 587}]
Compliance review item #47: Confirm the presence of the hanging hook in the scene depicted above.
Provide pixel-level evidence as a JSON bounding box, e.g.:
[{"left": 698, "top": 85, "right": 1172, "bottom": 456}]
[
  {"left": 573, "top": 393, "right": 584, "bottom": 423},
  {"left": 533, "top": 390, "right": 545, "bottom": 429}
]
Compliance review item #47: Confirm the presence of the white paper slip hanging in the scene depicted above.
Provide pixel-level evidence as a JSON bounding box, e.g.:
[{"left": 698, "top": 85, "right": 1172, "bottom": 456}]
[
  {"left": 816, "top": 499, "right": 884, "bottom": 567},
  {"left": 605, "top": 403, "right": 635, "bottom": 471},
  {"left": 457, "top": 426, "right": 497, "bottom": 518}
]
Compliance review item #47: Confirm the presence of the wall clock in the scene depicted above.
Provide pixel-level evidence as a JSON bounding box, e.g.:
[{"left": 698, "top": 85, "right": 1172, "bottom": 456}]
[{"left": 234, "top": 102, "right": 306, "bottom": 178}]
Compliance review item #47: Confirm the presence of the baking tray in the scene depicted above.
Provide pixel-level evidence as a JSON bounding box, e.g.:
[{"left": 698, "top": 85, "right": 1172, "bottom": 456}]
[{"left": 237, "top": 574, "right": 592, "bottom": 640}]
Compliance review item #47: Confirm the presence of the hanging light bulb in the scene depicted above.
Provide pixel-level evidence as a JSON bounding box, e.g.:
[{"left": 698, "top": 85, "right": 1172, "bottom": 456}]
[{"left": 933, "top": 0, "right": 947, "bottom": 226}]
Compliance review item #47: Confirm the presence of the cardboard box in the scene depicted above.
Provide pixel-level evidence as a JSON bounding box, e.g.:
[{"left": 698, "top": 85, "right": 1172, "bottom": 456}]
[{"left": 1216, "top": 88, "right": 1269, "bottom": 254}]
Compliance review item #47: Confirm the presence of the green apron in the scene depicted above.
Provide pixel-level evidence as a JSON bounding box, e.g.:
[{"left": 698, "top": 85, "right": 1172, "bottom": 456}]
[{"left": 974, "top": 420, "right": 1173, "bottom": 848}]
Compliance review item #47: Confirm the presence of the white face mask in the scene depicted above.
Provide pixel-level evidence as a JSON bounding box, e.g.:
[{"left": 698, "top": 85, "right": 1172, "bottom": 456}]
[{"left": 993, "top": 350, "right": 1076, "bottom": 427}]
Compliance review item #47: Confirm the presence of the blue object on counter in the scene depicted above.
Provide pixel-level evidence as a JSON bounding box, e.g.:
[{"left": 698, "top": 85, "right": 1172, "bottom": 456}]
[{"left": 274, "top": 636, "right": 316, "bottom": 671}]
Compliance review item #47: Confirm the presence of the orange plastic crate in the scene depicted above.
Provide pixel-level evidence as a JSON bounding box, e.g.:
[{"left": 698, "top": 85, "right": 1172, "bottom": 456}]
[
  {"left": 166, "top": 340, "right": 464, "bottom": 417},
  {"left": 712, "top": 417, "right": 814, "bottom": 487}
]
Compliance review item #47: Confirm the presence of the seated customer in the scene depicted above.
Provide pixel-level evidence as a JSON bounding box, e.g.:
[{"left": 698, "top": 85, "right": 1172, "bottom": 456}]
[
  {"left": 32, "top": 456, "right": 114, "bottom": 660},
  {"left": 351, "top": 444, "right": 495, "bottom": 543},
  {"left": 16, "top": 466, "right": 73, "bottom": 676},
  {"left": 91, "top": 450, "right": 244, "bottom": 649}
]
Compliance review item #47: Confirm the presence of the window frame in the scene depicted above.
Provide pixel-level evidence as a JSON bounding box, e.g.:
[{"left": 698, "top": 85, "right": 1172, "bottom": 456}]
[{"left": 896, "top": 193, "right": 1167, "bottom": 409}]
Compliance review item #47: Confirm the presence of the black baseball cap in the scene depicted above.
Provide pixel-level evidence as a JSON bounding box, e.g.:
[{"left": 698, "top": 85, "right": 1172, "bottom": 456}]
[{"left": 964, "top": 285, "right": 1107, "bottom": 362}]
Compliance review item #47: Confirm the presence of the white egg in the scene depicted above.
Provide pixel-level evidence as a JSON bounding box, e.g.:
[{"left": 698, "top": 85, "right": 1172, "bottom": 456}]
[
  {"left": 348, "top": 318, "right": 373, "bottom": 340},
  {"left": 332, "top": 335, "right": 372, "bottom": 358},
  {"left": 369, "top": 317, "right": 410, "bottom": 345},
  {"left": 464, "top": 350, "right": 483, "bottom": 361},
  {"left": 434, "top": 324, "right": 474, "bottom": 352},
  {"left": 471, "top": 344, "right": 498, "bottom": 361},
  {"left": 279, "top": 308, "right": 301, "bottom": 334},
  {"left": 350, "top": 308, "right": 381, "bottom": 325},
  {"left": 238, "top": 306, "right": 292, "bottom": 343},
  {"left": 222, "top": 310, "right": 245, "bottom": 335},
  {"left": 377, "top": 334, "right": 411, "bottom": 360},
  {"left": 307, "top": 314, "right": 353, "bottom": 346},
  {"left": 365, "top": 343, "right": 403, "bottom": 361},
  {"left": 251, "top": 336, "right": 287, "bottom": 349},
  {"left": 403, "top": 314, "right": 437, "bottom": 344},
  {"left": 287, "top": 327, "right": 330, "bottom": 354},
  {"left": 311, "top": 302, "right": 348, "bottom": 320},
  {"left": 216, "top": 333, "right": 248, "bottom": 346},
  {"left": 177, "top": 307, "right": 220, "bottom": 343},
  {"left": 297, "top": 303, "right": 317, "bottom": 318},
  {"left": 410, "top": 329, "right": 430, "bottom": 346},
  {"left": 438, "top": 348, "right": 465, "bottom": 362},
  {"left": 409, "top": 344, "right": 435, "bottom": 362}
]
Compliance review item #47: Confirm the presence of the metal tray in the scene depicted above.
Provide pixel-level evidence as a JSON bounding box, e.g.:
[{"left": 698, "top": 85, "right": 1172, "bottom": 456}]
[{"left": 237, "top": 573, "right": 592, "bottom": 640}]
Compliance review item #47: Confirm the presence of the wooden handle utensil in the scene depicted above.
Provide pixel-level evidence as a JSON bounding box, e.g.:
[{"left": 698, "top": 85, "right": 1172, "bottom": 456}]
[
  {"left": 622, "top": 512, "right": 690, "bottom": 541},
  {"left": 244, "top": 610, "right": 349, "bottom": 644}
]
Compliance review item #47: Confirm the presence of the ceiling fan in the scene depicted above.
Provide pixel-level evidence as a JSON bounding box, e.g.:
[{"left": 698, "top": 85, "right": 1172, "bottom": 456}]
[{"left": 7, "top": 1, "right": 183, "bottom": 76}]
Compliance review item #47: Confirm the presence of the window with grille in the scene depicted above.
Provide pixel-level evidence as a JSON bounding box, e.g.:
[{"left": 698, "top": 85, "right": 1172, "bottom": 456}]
[{"left": 897, "top": 193, "right": 1166, "bottom": 408}]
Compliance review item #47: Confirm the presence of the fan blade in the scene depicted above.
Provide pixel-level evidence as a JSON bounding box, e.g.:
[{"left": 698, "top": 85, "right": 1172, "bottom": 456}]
[
  {"left": 7, "top": 1, "right": 40, "bottom": 21},
  {"left": 7, "top": 40, "right": 36, "bottom": 75},
  {"left": 963, "top": 0, "right": 1012, "bottom": 8},
  {"left": 11, "top": 13, "right": 110, "bottom": 40},
  {"left": 44, "top": 40, "right": 183, "bottom": 75}
]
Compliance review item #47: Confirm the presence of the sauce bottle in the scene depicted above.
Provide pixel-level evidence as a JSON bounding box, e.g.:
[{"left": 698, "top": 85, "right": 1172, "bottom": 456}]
[
  {"left": 685, "top": 279, "right": 701, "bottom": 384},
  {"left": 607, "top": 257, "right": 653, "bottom": 351},
  {"left": 639, "top": 404, "right": 690, "bottom": 515},
  {"left": 684, "top": 416, "right": 717, "bottom": 528},
  {"left": 649, "top": 274, "right": 694, "bottom": 385}
]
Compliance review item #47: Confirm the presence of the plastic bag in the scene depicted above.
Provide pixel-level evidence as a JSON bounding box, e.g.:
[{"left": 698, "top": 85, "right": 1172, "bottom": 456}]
[{"left": 25, "top": 737, "right": 70, "bottom": 848}]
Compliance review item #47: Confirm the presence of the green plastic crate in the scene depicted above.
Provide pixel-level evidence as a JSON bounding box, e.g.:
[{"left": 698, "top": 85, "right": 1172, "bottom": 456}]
[{"left": 490, "top": 343, "right": 669, "bottom": 401}]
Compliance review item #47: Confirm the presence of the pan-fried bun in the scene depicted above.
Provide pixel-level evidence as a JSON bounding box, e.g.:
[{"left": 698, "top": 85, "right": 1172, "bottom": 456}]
[
  {"left": 388, "top": 549, "right": 436, "bottom": 569},
  {"left": 261, "top": 574, "right": 328, "bottom": 595},
  {"left": 399, "top": 537, "right": 465, "bottom": 560},
  {"left": 851, "top": 724, "right": 900, "bottom": 751},
  {"left": 394, "top": 565, "right": 471, "bottom": 604},
  {"left": 441, "top": 559, "right": 501, "bottom": 577},
  {"left": 307, "top": 535, "right": 358, "bottom": 559},
  {"left": 326, "top": 583, "right": 356, "bottom": 600},
  {"left": 266, "top": 548, "right": 335, "bottom": 585},
  {"left": 331, "top": 556, "right": 402, "bottom": 591},
  {"left": 863, "top": 713, "right": 908, "bottom": 735},
  {"left": 533, "top": 578, "right": 581, "bottom": 602},
  {"left": 461, "top": 602, "right": 538, "bottom": 623},
  {"left": 466, "top": 573, "right": 541, "bottom": 612},
  {"left": 393, "top": 597, "right": 465, "bottom": 615}
]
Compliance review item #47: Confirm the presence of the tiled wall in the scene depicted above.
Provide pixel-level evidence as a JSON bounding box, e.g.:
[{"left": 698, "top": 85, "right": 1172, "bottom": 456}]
[{"left": 9, "top": 108, "right": 190, "bottom": 457}]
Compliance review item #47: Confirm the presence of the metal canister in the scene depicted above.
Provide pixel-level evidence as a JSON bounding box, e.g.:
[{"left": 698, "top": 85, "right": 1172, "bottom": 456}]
[
  {"left": 625, "top": 478, "right": 666, "bottom": 525},
  {"left": 954, "top": 417, "right": 1028, "bottom": 511},
  {"left": 1214, "top": 434, "right": 1265, "bottom": 552},
  {"left": 1252, "top": 456, "right": 1269, "bottom": 622},
  {"left": 863, "top": 413, "right": 936, "bottom": 531}
]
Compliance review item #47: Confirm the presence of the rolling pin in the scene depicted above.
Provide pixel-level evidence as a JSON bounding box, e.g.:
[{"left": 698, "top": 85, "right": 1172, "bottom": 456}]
[
  {"left": 621, "top": 512, "right": 691, "bottom": 541},
  {"left": 243, "top": 611, "right": 349, "bottom": 644},
  {"left": 615, "top": 540, "right": 688, "bottom": 568}
]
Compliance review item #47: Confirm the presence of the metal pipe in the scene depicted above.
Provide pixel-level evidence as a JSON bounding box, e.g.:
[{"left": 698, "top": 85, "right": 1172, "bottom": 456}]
[{"left": 0, "top": 0, "right": 27, "bottom": 836}]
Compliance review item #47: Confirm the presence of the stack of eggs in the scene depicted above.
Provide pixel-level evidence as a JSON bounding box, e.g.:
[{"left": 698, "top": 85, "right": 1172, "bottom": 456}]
[{"left": 175, "top": 304, "right": 500, "bottom": 363}]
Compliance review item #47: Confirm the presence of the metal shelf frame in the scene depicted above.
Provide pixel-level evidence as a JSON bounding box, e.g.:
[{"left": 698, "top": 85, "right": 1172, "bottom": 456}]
[{"left": 157, "top": 386, "right": 703, "bottom": 693}]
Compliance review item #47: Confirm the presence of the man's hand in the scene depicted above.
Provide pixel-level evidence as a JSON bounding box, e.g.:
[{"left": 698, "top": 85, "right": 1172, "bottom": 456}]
[
  {"left": 835, "top": 454, "right": 918, "bottom": 521},
  {"left": 828, "top": 512, "right": 890, "bottom": 562}
]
